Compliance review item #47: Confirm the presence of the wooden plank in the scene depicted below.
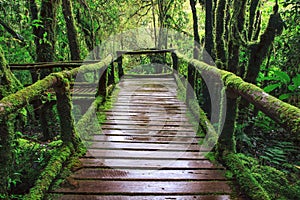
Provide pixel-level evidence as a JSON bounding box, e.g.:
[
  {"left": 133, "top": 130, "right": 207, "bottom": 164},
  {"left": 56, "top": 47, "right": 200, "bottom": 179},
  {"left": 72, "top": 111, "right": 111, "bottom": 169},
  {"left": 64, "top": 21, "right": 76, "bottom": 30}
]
[
  {"left": 55, "top": 195, "right": 232, "bottom": 200},
  {"left": 103, "top": 110, "right": 186, "bottom": 115},
  {"left": 105, "top": 115, "right": 191, "bottom": 122},
  {"left": 116, "top": 49, "right": 175, "bottom": 55},
  {"left": 84, "top": 149, "right": 207, "bottom": 160},
  {"left": 113, "top": 102, "right": 186, "bottom": 106},
  {"left": 106, "top": 109, "right": 187, "bottom": 114},
  {"left": 79, "top": 158, "right": 224, "bottom": 169},
  {"left": 111, "top": 105, "right": 187, "bottom": 110},
  {"left": 100, "top": 125, "right": 195, "bottom": 131},
  {"left": 53, "top": 180, "right": 231, "bottom": 194},
  {"left": 90, "top": 135, "right": 198, "bottom": 144},
  {"left": 112, "top": 100, "right": 183, "bottom": 104},
  {"left": 86, "top": 142, "right": 205, "bottom": 151},
  {"left": 102, "top": 121, "right": 193, "bottom": 127},
  {"left": 100, "top": 130, "right": 197, "bottom": 137},
  {"left": 72, "top": 169, "right": 228, "bottom": 181},
  {"left": 117, "top": 93, "right": 178, "bottom": 97},
  {"left": 105, "top": 116, "right": 191, "bottom": 122}
]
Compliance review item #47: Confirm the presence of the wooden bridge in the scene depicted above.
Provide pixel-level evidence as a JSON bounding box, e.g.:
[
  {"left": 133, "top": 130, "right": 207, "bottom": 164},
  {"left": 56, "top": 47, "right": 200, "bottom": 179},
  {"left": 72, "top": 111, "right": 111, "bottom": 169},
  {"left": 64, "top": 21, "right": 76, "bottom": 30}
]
[{"left": 0, "top": 49, "right": 299, "bottom": 200}]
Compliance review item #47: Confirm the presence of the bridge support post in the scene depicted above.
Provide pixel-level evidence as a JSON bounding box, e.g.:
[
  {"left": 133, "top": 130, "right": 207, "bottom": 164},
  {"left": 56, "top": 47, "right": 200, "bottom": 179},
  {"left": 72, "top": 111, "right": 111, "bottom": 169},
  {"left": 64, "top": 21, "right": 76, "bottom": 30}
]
[
  {"left": 107, "top": 62, "right": 115, "bottom": 86},
  {"left": 217, "top": 90, "right": 238, "bottom": 156},
  {"left": 171, "top": 52, "right": 178, "bottom": 73},
  {"left": 117, "top": 53, "right": 124, "bottom": 79},
  {"left": 54, "top": 79, "right": 78, "bottom": 146},
  {"left": 186, "top": 63, "right": 196, "bottom": 106},
  {"left": 96, "top": 67, "right": 108, "bottom": 98}
]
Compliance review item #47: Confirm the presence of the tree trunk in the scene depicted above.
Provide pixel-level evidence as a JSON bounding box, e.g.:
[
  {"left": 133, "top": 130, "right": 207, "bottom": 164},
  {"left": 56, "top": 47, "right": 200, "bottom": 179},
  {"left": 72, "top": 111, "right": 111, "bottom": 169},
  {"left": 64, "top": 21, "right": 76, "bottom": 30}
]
[
  {"left": 202, "top": 0, "right": 214, "bottom": 117},
  {"left": 36, "top": 0, "right": 59, "bottom": 64},
  {"left": 28, "top": 0, "right": 60, "bottom": 140},
  {"left": 248, "top": 0, "right": 260, "bottom": 41},
  {"left": 62, "top": 0, "right": 81, "bottom": 61},
  {"left": 246, "top": 12, "right": 284, "bottom": 84},
  {"left": 190, "top": 0, "right": 200, "bottom": 59},
  {"left": 214, "top": 0, "right": 227, "bottom": 69},
  {"left": 204, "top": 0, "right": 214, "bottom": 63},
  {"left": 28, "top": 0, "right": 39, "bottom": 83}
]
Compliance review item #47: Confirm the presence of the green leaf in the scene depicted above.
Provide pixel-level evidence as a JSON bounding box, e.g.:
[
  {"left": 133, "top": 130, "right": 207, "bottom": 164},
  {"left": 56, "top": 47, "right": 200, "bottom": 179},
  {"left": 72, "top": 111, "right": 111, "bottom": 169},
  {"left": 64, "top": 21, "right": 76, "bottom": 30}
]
[
  {"left": 274, "top": 71, "right": 291, "bottom": 84},
  {"left": 292, "top": 74, "right": 300, "bottom": 86},
  {"left": 263, "top": 83, "right": 281, "bottom": 93},
  {"left": 288, "top": 74, "right": 300, "bottom": 91},
  {"left": 279, "top": 93, "right": 291, "bottom": 100}
]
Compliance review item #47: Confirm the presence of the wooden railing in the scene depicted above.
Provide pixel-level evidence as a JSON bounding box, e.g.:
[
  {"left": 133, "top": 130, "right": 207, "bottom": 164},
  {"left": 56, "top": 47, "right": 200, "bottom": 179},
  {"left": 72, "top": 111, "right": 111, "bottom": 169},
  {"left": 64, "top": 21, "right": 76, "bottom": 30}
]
[
  {"left": 0, "top": 55, "right": 115, "bottom": 199},
  {"left": 173, "top": 51, "right": 300, "bottom": 138},
  {"left": 172, "top": 51, "right": 300, "bottom": 200}
]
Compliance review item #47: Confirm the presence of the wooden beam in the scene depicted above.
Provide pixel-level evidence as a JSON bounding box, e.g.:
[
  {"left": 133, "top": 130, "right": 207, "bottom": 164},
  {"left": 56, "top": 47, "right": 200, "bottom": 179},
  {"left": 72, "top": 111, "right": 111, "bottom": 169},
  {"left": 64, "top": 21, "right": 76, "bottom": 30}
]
[{"left": 116, "top": 49, "right": 175, "bottom": 55}]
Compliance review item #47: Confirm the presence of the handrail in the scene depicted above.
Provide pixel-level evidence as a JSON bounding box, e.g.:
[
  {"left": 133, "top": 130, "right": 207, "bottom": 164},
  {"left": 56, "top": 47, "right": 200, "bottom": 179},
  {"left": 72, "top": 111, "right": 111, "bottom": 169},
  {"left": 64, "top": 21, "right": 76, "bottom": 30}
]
[
  {"left": 0, "top": 55, "right": 113, "bottom": 118},
  {"left": 116, "top": 48, "right": 175, "bottom": 55},
  {"left": 174, "top": 51, "right": 300, "bottom": 137},
  {"left": 173, "top": 51, "right": 299, "bottom": 200},
  {"left": 9, "top": 60, "right": 100, "bottom": 70},
  {"left": 0, "top": 54, "right": 113, "bottom": 198}
]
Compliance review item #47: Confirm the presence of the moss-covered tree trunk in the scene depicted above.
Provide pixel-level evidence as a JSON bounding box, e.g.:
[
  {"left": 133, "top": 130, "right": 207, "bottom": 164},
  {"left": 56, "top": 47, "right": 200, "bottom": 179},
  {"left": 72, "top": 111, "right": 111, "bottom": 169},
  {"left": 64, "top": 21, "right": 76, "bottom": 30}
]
[
  {"left": 36, "top": 0, "right": 60, "bottom": 64},
  {"left": 28, "top": 0, "right": 60, "bottom": 140},
  {"left": 214, "top": 0, "right": 227, "bottom": 69},
  {"left": 213, "top": 0, "right": 238, "bottom": 155},
  {"left": 0, "top": 47, "right": 22, "bottom": 197},
  {"left": 62, "top": 0, "right": 81, "bottom": 61},
  {"left": 239, "top": 4, "right": 284, "bottom": 137},
  {"left": 204, "top": 0, "right": 214, "bottom": 63},
  {"left": 246, "top": 12, "right": 284, "bottom": 84}
]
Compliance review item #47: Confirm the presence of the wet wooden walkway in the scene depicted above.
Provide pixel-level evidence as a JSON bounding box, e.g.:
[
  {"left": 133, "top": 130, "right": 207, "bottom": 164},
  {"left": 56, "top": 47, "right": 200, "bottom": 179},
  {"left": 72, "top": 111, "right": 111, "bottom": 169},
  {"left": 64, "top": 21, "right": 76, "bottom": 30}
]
[{"left": 51, "top": 75, "right": 233, "bottom": 199}]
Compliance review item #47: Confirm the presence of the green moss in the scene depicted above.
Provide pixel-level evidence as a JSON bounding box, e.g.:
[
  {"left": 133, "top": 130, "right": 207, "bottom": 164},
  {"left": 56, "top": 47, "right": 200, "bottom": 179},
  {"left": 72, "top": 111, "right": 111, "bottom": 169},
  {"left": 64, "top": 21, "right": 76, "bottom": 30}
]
[
  {"left": 224, "top": 153, "right": 271, "bottom": 200},
  {"left": 205, "top": 152, "right": 217, "bottom": 163},
  {"left": 23, "top": 144, "right": 73, "bottom": 200},
  {"left": 223, "top": 153, "right": 300, "bottom": 200},
  {"left": 252, "top": 165, "right": 300, "bottom": 199}
]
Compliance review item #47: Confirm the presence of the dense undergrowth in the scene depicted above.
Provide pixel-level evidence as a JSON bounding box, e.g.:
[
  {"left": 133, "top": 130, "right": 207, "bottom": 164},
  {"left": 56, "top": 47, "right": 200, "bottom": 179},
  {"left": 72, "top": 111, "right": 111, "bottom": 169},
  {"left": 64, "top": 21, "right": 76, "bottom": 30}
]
[
  {"left": 232, "top": 109, "right": 300, "bottom": 200},
  {"left": 1, "top": 138, "right": 62, "bottom": 199}
]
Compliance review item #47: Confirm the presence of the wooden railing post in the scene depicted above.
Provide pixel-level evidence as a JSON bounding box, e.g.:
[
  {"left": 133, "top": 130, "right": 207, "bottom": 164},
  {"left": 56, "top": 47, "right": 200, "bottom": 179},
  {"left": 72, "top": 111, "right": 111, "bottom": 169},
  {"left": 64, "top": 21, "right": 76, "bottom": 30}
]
[
  {"left": 107, "top": 62, "right": 115, "bottom": 86},
  {"left": 171, "top": 52, "right": 178, "bottom": 73},
  {"left": 186, "top": 63, "right": 196, "bottom": 104},
  {"left": 54, "top": 78, "right": 77, "bottom": 146},
  {"left": 117, "top": 53, "right": 124, "bottom": 79},
  {"left": 96, "top": 67, "right": 108, "bottom": 98}
]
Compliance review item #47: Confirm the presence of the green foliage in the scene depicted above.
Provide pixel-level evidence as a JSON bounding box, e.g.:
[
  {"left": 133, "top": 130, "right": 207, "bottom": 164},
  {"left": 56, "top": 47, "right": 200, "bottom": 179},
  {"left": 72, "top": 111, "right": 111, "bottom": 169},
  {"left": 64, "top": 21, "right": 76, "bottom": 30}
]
[
  {"left": 7, "top": 138, "right": 63, "bottom": 196},
  {"left": 0, "top": 1, "right": 35, "bottom": 63},
  {"left": 256, "top": 0, "right": 300, "bottom": 107},
  {"left": 258, "top": 69, "right": 300, "bottom": 102},
  {"left": 236, "top": 111, "right": 299, "bottom": 170},
  {"left": 224, "top": 153, "right": 300, "bottom": 200}
]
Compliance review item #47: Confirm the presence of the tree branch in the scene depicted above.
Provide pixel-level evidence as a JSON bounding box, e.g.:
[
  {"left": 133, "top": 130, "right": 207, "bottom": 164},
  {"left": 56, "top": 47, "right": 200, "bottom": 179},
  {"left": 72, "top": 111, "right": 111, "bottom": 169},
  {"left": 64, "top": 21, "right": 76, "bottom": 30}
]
[{"left": 0, "top": 19, "right": 25, "bottom": 43}]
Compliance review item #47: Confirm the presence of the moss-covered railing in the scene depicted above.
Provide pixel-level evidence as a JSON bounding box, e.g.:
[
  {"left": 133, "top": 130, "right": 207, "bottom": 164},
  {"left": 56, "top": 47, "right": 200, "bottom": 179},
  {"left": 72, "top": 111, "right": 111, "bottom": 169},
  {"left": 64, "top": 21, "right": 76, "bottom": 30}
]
[
  {"left": 0, "top": 55, "right": 114, "bottom": 199},
  {"left": 173, "top": 51, "right": 300, "bottom": 200}
]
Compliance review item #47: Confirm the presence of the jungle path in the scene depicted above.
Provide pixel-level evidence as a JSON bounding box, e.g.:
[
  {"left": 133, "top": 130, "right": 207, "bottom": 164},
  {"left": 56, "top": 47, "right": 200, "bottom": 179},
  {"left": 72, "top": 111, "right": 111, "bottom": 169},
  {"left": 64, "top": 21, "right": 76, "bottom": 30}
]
[{"left": 51, "top": 74, "right": 233, "bottom": 200}]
